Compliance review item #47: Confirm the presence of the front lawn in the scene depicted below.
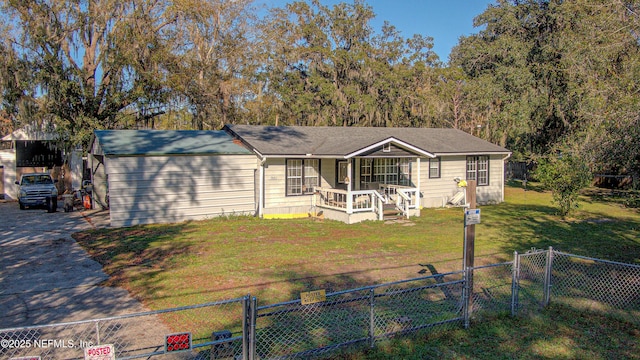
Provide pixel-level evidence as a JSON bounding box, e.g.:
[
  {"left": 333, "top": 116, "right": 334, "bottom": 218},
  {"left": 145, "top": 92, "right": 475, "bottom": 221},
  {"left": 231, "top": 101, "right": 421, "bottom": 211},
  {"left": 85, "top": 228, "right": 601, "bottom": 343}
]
[
  {"left": 74, "top": 184, "right": 640, "bottom": 310},
  {"left": 73, "top": 184, "right": 640, "bottom": 359}
]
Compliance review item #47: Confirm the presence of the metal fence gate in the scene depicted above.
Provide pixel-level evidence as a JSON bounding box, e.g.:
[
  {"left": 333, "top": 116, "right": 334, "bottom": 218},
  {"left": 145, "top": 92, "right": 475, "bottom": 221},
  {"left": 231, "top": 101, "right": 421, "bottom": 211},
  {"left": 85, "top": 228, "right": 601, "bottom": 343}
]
[
  {"left": 1, "top": 248, "right": 638, "bottom": 360},
  {"left": 514, "top": 247, "right": 640, "bottom": 324},
  {"left": 0, "top": 297, "right": 249, "bottom": 360}
]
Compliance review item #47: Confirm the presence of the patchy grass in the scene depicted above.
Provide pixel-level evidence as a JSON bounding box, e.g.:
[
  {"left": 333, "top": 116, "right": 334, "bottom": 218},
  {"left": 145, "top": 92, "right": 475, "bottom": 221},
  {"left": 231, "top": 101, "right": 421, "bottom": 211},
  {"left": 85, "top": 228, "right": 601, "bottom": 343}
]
[
  {"left": 338, "top": 304, "right": 640, "bottom": 360},
  {"left": 73, "top": 184, "right": 640, "bottom": 358},
  {"left": 74, "top": 184, "right": 640, "bottom": 309}
]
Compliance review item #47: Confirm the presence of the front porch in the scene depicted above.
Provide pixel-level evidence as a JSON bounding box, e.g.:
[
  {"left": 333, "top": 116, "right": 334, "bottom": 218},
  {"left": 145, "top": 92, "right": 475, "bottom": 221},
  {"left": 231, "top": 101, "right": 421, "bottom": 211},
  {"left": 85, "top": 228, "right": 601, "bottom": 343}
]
[
  {"left": 313, "top": 184, "right": 420, "bottom": 223},
  {"left": 257, "top": 138, "right": 431, "bottom": 224}
]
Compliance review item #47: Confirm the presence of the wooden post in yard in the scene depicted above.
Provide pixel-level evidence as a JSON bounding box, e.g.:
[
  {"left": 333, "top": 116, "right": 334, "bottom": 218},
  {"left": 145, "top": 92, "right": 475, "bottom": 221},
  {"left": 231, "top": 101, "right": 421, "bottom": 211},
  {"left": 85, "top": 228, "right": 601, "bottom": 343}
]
[
  {"left": 463, "top": 180, "right": 477, "bottom": 328},
  {"left": 465, "top": 180, "right": 477, "bottom": 270}
]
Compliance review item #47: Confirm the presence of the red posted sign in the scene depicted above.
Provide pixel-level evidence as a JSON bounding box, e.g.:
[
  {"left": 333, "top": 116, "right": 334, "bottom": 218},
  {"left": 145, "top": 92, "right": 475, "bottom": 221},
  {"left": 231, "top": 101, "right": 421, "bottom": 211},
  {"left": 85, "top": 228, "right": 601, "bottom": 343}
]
[
  {"left": 165, "top": 332, "right": 191, "bottom": 353},
  {"left": 84, "top": 344, "right": 115, "bottom": 360}
]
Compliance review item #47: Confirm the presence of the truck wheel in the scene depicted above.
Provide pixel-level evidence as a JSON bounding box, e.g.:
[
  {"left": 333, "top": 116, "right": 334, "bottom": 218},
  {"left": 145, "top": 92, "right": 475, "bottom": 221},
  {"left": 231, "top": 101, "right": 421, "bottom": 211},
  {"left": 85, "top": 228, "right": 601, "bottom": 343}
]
[{"left": 19, "top": 202, "right": 25, "bottom": 210}]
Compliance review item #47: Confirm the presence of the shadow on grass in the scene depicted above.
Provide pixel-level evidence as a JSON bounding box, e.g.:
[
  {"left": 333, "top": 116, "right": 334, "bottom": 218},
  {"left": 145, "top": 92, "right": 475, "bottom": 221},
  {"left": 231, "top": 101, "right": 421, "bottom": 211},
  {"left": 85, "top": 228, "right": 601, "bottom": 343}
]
[
  {"left": 249, "top": 264, "right": 466, "bottom": 360},
  {"left": 72, "top": 222, "right": 194, "bottom": 286},
  {"left": 506, "top": 179, "right": 547, "bottom": 192},
  {"left": 348, "top": 304, "right": 639, "bottom": 360},
  {"left": 485, "top": 194, "right": 640, "bottom": 264},
  {"left": 70, "top": 189, "right": 640, "bottom": 359}
]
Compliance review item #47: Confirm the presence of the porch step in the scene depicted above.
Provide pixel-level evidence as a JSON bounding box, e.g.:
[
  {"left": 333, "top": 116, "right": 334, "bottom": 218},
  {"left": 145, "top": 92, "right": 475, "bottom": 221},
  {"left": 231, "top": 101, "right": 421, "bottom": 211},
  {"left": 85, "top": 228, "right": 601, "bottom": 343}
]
[{"left": 383, "top": 204, "right": 402, "bottom": 220}]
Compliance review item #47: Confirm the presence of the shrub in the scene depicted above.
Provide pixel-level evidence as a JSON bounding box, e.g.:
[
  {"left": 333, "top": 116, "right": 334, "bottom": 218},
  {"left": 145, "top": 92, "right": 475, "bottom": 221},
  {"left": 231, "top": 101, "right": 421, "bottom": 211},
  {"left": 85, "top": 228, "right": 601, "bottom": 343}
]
[{"left": 534, "top": 153, "right": 592, "bottom": 217}]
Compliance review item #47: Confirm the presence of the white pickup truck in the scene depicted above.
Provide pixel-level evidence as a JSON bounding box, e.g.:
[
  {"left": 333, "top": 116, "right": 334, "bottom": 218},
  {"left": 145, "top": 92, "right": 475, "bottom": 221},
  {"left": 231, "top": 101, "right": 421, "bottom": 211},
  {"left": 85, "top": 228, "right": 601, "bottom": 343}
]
[{"left": 15, "top": 173, "right": 58, "bottom": 212}]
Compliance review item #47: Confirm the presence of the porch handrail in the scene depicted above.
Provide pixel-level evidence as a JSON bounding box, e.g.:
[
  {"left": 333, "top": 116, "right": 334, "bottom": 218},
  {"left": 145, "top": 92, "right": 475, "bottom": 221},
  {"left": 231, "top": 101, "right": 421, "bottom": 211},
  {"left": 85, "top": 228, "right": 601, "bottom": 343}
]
[
  {"left": 396, "top": 190, "right": 411, "bottom": 219},
  {"left": 314, "top": 187, "right": 385, "bottom": 217},
  {"left": 368, "top": 190, "right": 386, "bottom": 221},
  {"left": 396, "top": 187, "right": 418, "bottom": 210},
  {"left": 364, "top": 189, "right": 386, "bottom": 204}
]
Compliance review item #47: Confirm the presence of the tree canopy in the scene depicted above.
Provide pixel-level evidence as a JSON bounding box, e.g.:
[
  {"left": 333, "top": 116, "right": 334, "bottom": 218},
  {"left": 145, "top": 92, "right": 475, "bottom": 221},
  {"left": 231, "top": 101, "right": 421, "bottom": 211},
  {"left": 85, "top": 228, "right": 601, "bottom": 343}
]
[{"left": 1, "top": 0, "right": 639, "bottom": 182}]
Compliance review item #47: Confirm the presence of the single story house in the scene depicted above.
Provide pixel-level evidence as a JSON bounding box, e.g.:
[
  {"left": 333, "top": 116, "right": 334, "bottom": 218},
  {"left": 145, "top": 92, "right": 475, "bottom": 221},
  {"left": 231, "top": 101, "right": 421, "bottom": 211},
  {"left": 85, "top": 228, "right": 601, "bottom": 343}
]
[{"left": 90, "top": 125, "right": 510, "bottom": 226}]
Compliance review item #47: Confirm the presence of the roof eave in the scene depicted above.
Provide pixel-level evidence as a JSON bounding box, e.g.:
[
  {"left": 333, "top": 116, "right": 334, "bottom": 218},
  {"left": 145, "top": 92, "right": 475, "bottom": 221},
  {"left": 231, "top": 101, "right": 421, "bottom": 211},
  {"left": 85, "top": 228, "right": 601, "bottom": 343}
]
[
  {"left": 434, "top": 151, "right": 512, "bottom": 157},
  {"left": 258, "top": 154, "right": 344, "bottom": 159}
]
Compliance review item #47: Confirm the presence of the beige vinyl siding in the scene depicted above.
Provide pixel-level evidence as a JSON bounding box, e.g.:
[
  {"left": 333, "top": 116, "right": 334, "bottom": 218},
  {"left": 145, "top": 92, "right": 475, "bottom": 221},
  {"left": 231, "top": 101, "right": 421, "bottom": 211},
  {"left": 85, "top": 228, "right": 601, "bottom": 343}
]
[
  {"left": 420, "top": 155, "right": 506, "bottom": 207},
  {"left": 107, "top": 154, "right": 256, "bottom": 227},
  {"left": 477, "top": 155, "right": 506, "bottom": 204},
  {"left": 262, "top": 158, "right": 333, "bottom": 214},
  {"left": 410, "top": 158, "right": 420, "bottom": 189},
  {"left": 420, "top": 156, "right": 465, "bottom": 207}
]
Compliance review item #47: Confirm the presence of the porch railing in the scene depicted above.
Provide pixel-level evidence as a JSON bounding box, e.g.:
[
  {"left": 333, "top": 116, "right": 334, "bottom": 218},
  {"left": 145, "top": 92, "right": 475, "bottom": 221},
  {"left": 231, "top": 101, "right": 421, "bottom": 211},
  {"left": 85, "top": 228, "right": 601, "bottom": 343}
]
[
  {"left": 314, "top": 187, "right": 385, "bottom": 219},
  {"left": 381, "top": 185, "right": 419, "bottom": 218}
]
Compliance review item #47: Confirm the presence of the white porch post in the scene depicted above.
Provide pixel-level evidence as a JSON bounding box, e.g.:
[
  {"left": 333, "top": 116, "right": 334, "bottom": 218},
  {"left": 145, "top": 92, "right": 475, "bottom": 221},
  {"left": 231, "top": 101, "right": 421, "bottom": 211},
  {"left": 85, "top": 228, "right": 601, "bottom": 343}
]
[
  {"left": 346, "top": 160, "right": 353, "bottom": 214},
  {"left": 258, "top": 158, "right": 265, "bottom": 218},
  {"left": 417, "top": 157, "right": 421, "bottom": 208}
]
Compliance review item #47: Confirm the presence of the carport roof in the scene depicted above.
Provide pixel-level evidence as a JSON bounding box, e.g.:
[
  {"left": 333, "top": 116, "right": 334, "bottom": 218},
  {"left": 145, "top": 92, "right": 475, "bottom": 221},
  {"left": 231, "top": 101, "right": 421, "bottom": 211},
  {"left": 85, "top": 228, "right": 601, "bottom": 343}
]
[{"left": 94, "top": 130, "right": 252, "bottom": 156}]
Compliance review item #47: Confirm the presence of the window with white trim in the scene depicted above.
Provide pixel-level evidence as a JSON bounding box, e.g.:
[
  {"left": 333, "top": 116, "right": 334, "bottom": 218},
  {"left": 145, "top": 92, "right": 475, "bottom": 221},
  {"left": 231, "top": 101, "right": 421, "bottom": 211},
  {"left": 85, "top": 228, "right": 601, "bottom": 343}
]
[
  {"left": 337, "top": 161, "right": 349, "bottom": 184},
  {"left": 360, "top": 159, "right": 372, "bottom": 185},
  {"left": 361, "top": 158, "right": 411, "bottom": 186},
  {"left": 286, "top": 159, "right": 320, "bottom": 195},
  {"left": 466, "top": 156, "right": 489, "bottom": 186},
  {"left": 429, "top": 158, "right": 441, "bottom": 179},
  {"left": 398, "top": 158, "right": 411, "bottom": 185}
]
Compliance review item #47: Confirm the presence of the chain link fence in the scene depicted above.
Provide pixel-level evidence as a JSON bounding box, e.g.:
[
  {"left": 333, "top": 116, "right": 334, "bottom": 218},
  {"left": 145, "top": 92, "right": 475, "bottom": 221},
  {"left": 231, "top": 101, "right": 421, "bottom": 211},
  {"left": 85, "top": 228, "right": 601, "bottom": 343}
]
[
  {"left": 0, "top": 297, "right": 248, "bottom": 360},
  {"left": 468, "top": 262, "right": 515, "bottom": 319},
  {"left": 1, "top": 248, "right": 638, "bottom": 359},
  {"left": 515, "top": 248, "right": 640, "bottom": 324},
  {"left": 254, "top": 271, "right": 466, "bottom": 359},
  {"left": 513, "top": 248, "right": 549, "bottom": 314}
]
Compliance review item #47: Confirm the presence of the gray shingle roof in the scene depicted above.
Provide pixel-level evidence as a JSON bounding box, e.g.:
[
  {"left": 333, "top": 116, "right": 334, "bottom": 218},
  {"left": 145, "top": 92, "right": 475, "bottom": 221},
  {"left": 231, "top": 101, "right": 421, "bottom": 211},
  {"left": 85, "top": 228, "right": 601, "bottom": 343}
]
[
  {"left": 225, "top": 125, "right": 510, "bottom": 157},
  {"left": 94, "top": 130, "right": 252, "bottom": 156}
]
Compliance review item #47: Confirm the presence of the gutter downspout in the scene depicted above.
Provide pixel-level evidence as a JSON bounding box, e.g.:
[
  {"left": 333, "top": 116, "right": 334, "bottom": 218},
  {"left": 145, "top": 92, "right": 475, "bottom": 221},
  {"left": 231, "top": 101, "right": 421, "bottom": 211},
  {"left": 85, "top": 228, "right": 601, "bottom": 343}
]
[
  {"left": 250, "top": 148, "right": 265, "bottom": 219},
  {"left": 502, "top": 153, "right": 512, "bottom": 202}
]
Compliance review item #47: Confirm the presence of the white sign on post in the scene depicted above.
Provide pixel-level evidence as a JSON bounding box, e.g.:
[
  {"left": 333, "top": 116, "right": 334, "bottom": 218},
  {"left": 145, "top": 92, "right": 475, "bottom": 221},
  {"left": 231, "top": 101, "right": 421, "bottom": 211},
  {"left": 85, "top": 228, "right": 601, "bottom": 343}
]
[{"left": 465, "top": 209, "right": 481, "bottom": 226}]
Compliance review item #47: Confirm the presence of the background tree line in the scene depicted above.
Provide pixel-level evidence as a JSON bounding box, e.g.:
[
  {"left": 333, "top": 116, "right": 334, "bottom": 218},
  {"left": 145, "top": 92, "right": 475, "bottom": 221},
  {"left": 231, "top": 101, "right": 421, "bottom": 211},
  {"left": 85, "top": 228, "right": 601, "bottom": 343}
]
[{"left": 1, "top": 0, "right": 639, "bottom": 184}]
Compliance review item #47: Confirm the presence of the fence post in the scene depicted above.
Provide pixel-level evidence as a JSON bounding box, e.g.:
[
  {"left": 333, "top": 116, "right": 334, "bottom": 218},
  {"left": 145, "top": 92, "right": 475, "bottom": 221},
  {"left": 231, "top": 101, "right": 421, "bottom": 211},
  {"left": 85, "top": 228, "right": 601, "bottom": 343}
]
[
  {"left": 242, "top": 295, "right": 250, "bottom": 360},
  {"left": 369, "top": 288, "right": 375, "bottom": 348},
  {"left": 95, "top": 321, "right": 101, "bottom": 345},
  {"left": 543, "top": 246, "right": 554, "bottom": 307},
  {"left": 463, "top": 267, "right": 471, "bottom": 329},
  {"left": 248, "top": 296, "right": 257, "bottom": 360},
  {"left": 462, "top": 180, "right": 477, "bottom": 329},
  {"left": 511, "top": 251, "right": 520, "bottom": 316}
]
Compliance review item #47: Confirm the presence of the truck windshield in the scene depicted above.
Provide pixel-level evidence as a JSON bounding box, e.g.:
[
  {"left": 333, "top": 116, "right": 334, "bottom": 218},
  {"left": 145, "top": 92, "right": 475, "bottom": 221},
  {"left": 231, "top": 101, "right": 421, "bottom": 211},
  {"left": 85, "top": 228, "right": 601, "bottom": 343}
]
[{"left": 22, "top": 175, "right": 53, "bottom": 185}]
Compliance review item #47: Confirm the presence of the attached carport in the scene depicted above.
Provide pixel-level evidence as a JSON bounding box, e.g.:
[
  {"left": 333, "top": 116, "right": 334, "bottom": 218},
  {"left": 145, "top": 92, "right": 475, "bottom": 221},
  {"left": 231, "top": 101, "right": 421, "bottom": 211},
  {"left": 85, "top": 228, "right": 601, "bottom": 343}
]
[
  {"left": 1, "top": 123, "right": 82, "bottom": 200},
  {"left": 90, "top": 130, "right": 258, "bottom": 227}
]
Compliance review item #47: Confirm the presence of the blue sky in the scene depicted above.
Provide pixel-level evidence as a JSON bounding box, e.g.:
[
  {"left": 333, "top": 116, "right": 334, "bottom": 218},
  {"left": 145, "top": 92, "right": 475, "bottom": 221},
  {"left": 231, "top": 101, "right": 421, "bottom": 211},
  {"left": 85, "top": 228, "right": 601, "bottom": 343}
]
[{"left": 260, "top": 1, "right": 495, "bottom": 62}]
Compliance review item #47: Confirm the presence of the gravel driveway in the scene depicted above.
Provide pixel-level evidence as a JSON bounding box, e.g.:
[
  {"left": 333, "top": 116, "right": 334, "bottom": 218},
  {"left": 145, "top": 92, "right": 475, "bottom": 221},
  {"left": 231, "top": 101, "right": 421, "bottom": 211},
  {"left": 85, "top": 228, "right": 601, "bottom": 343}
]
[{"left": 0, "top": 201, "right": 147, "bottom": 328}]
